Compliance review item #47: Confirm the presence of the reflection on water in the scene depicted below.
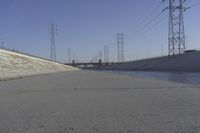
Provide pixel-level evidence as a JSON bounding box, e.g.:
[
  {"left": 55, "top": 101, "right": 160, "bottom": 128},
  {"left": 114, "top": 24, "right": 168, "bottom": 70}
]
[{"left": 106, "top": 70, "right": 200, "bottom": 86}]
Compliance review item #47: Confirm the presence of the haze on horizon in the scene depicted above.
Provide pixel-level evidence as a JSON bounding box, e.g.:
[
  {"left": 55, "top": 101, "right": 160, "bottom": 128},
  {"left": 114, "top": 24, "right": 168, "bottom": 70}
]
[{"left": 0, "top": 0, "right": 199, "bottom": 63}]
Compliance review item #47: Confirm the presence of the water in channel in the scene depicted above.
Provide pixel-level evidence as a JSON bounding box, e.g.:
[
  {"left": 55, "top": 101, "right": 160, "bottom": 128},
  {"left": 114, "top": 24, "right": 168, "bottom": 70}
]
[{"left": 105, "top": 70, "right": 200, "bottom": 87}]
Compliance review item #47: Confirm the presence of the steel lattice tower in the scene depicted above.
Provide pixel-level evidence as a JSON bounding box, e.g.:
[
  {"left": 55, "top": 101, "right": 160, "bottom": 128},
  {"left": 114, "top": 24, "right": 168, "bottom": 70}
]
[
  {"left": 168, "top": 0, "right": 186, "bottom": 56},
  {"left": 49, "top": 23, "right": 57, "bottom": 61},
  {"left": 104, "top": 45, "right": 109, "bottom": 63},
  {"left": 117, "top": 33, "right": 124, "bottom": 62}
]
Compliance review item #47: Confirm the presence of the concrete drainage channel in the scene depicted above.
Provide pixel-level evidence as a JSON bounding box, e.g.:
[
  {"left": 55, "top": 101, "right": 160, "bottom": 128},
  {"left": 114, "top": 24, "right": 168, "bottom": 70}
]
[{"left": 0, "top": 70, "right": 200, "bottom": 133}]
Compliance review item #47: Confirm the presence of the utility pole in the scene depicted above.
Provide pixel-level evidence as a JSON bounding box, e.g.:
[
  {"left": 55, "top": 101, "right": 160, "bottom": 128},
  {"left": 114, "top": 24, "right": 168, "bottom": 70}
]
[
  {"left": 166, "top": 0, "right": 187, "bottom": 56},
  {"left": 68, "top": 48, "right": 71, "bottom": 63},
  {"left": 49, "top": 23, "right": 57, "bottom": 61},
  {"left": 104, "top": 45, "right": 109, "bottom": 63},
  {"left": 117, "top": 33, "right": 124, "bottom": 62},
  {"left": 0, "top": 39, "right": 4, "bottom": 49}
]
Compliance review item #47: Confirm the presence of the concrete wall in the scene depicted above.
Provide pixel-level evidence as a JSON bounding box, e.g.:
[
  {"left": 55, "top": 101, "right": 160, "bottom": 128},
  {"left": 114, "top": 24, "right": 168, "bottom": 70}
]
[{"left": 102, "top": 51, "right": 200, "bottom": 71}]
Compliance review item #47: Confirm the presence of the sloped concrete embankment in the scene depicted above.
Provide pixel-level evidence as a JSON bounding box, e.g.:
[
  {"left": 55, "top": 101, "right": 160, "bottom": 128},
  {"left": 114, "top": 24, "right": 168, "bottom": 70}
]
[
  {"left": 0, "top": 49, "right": 78, "bottom": 80},
  {"left": 103, "top": 51, "right": 200, "bottom": 71}
]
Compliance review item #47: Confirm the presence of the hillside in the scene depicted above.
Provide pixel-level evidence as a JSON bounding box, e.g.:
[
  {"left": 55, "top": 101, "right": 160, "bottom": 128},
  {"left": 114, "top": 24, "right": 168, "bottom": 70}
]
[{"left": 0, "top": 49, "right": 77, "bottom": 80}]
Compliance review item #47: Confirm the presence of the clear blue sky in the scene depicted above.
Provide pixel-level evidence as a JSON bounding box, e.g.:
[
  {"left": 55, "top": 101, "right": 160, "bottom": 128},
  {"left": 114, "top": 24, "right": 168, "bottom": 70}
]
[{"left": 0, "top": 0, "right": 199, "bottom": 62}]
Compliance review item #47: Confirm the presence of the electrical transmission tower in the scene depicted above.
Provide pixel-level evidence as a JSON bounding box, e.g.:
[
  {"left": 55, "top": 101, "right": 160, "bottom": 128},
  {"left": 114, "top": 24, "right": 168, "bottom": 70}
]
[
  {"left": 117, "top": 33, "right": 124, "bottom": 62},
  {"left": 167, "top": 0, "right": 187, "bottom": 56},
  {"left": 104, "top": 45, "right": 109, "bottom": 63},
  {"left": 49, "top": 23, "right": 57, "bottom": 61}
]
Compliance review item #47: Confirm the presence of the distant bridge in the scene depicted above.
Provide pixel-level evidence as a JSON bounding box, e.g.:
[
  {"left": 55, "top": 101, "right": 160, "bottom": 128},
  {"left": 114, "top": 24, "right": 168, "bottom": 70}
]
[{"left": 65, "top": 60, "right": 121, "bottom": 69}]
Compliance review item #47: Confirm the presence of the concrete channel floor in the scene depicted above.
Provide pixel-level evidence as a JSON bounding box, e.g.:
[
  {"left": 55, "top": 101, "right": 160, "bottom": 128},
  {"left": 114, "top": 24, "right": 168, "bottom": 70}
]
[{"left": 0, "top": 70, "right": 200, "bottom": 133}]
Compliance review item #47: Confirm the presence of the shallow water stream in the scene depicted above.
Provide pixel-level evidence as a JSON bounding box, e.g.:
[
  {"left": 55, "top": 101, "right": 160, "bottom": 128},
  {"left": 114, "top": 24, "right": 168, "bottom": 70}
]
[{"left": 105, "top": 70, "right": 200, "bottom": 87}]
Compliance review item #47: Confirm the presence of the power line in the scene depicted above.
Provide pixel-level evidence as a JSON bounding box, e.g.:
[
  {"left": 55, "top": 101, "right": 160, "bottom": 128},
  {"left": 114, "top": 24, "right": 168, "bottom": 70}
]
[
  {"left": 128, "top": 11, "right": 167, "bottom": 43},
  {"left": 134, "top": 1, "right": 165, "bottom": 29},
  {"left": 134, "top": 8, "right": 167, "bottom": 34},
  {"left": 188, "top": 1, "right": 200, "bottom": 8},
  {"left": 131, "top": 0, "right": 165, "bottom": 34},
  {"left": 127, "top": 1, "right": 167, "bottom": 45},
  {"left": 134, "top": 12, "right": 167, "bottom": 40},
  {"left": 133, "top": 13, "right": 168, "bottom": 43}
]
